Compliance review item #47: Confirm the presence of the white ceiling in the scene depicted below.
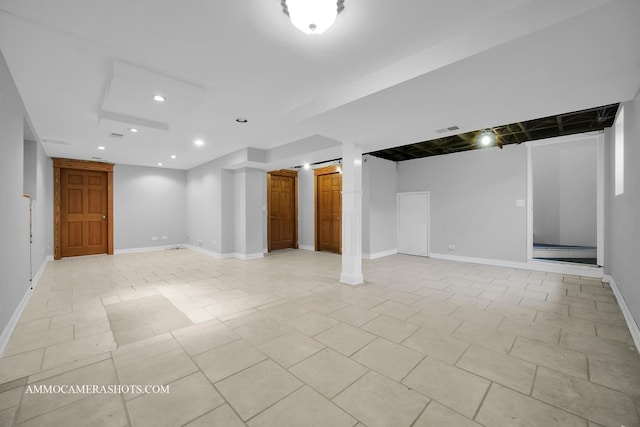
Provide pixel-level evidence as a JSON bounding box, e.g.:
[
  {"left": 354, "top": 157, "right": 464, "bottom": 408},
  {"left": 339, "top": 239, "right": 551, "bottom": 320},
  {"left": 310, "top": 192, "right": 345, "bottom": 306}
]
[{"left": 1, "top": 0, "right": 639, "bottom": 170}]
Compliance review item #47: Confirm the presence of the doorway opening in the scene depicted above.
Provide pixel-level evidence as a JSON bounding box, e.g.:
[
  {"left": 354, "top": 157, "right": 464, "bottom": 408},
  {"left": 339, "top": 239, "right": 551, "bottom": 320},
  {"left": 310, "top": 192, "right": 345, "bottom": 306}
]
[
  {"left": 267, "top": 169, "right": 298, "bottom": 252},
  {"left": 314, "top": 165, "right": 342, "bottom": 254},
  {"left": 529, "top": 134, "right": 602, "bottom": 266},
  {"left": 53, "top": 158, "right": 113, "bottom": 259}
]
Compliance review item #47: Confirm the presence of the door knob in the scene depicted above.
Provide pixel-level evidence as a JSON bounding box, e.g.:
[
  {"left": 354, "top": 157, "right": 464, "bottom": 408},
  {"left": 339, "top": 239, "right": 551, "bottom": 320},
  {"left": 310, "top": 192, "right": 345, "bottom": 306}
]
[{"left": 102, "top": 215, "right": 106, "bottom": 220}]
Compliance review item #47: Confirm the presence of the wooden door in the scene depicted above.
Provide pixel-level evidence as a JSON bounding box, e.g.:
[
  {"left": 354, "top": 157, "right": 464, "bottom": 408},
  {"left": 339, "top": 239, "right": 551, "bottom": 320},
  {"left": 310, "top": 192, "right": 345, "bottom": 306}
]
[
  {"left": 60, "top": 169, "right": 109, "bottom": 257},
  {"left": 316, "top": 167, "right": 342, "bottom": 253},
  {"left": 268, "top": 170, "right": 298, "bottom": 251}
]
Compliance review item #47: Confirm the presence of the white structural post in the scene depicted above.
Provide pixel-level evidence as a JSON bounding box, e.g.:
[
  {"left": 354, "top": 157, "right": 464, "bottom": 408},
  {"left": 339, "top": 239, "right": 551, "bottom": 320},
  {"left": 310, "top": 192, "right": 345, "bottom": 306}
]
[{"left": 340, "top": 143, "right": 364, "bottom": 285}]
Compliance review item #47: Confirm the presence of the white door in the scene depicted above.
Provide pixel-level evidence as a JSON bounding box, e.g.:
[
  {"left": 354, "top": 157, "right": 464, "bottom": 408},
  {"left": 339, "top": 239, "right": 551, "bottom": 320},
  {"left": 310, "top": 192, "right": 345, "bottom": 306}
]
[{"left": 397, "top": 192, "right": 429, "bottom": 256}]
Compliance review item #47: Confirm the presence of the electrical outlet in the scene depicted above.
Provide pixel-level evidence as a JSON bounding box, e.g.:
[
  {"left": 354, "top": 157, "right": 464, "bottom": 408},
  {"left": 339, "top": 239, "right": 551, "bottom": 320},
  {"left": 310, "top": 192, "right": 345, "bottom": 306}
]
[
  {"left": 151, "top": 236, "right": 158, "bottom": 241},
  {"left": 161, "top": 236, "right": 168, "bottom": 240}
]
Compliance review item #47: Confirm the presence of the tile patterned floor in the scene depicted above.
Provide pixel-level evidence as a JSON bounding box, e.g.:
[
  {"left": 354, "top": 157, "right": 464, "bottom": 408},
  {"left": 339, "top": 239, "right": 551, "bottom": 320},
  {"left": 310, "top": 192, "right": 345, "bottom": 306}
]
[{"left": 1, "top": 249, "right": 639, "bottom": 426}]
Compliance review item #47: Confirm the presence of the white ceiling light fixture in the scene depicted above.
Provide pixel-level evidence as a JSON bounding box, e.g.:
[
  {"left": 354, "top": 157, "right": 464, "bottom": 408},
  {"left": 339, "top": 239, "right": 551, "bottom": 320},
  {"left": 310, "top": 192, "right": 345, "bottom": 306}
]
[
  {"left": 478, "top": 129, "right": 496, "bottom": 147},
  {"left": 157, "top": 162, "right": 163, "bottom": 166},
  {"left": 97, "top": 146, "right": 106, "bottom": 150},
  {"left": 303, "top": 163, "right": 310, "bottom": 170},
  {"left": 129, "top": 128, "right": 139, "bottom": 133},
  {"left": 282, "top": 0, "right": 345, "bottom": 35},
  {"left": 170, "top": 155, "right": 177, "bottom": 159},
  {"left": 194, "top": 139, "right": 205, "bottom": 147},
  {"left": 152, "top": 94, "right": 166, "bottom": 102}
]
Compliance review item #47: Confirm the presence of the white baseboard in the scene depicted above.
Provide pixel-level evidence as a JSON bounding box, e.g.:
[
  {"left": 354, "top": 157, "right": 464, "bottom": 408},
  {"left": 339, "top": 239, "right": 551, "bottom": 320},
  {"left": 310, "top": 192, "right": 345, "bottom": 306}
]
[
  {"left": 186, "top": 245, "right": 264, "bottom": 261},
  {"left": 32, "top": 255, "right": 52, "bottom": 288},
  {"left": 429, "top": 252, "right": 603, "bottom": 278},
  {"left": 224, "top": 252, "right": 264, "bottom": 260},
  {"left": 0, "top": 256, "right": 52, "bottom": 357},
  {"left": 299, "top": 245, "right": 315, "bottom": 251},
  {"left": 363, "top": 249, "right": 398, "bottom": 260},
  {"left": 186, "top": 245, "right": 223, "bottom": 258},
  {"left": 340, "top": 272, "right": 364, "bottom": 285},
  {"left": 115, "top": 244, "right": 186, "bottom": 254},
  {"left": 603, "top": 275, "right": 640, "bottom": 353}
]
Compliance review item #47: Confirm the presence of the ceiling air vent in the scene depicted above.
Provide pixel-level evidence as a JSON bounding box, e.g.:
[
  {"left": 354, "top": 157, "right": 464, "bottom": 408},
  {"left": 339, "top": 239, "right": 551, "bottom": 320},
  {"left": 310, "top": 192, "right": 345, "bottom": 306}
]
[
  {"left": 110, "top": 132, "right": 124, "bottom": 138},
  {"left": 435, "top": 125, "right": 459, "bottom": 134}
]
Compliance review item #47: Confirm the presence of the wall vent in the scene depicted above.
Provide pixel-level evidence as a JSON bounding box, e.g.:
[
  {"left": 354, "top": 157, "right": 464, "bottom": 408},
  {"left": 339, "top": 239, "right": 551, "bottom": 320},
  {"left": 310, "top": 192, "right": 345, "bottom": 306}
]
[{"left": 110, "top": 132, "right": 124, "bottom": 138}]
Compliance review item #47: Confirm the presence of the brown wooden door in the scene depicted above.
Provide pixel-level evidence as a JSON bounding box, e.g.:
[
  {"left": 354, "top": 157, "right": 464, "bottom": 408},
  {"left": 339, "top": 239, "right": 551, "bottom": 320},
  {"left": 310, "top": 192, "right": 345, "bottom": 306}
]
[
  {"left": 61, "top": 169, "right": 109, "bottom": 257},
  {"left": 317, "top": 171, "right": 341, "bottom": 253},
  {"left": 268, "top": 170, "right": 298, "bottom": 251}
]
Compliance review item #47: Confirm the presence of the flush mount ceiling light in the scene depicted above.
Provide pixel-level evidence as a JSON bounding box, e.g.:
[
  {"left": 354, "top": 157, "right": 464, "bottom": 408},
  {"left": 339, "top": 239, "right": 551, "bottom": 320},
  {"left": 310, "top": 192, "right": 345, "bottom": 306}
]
[
  {"left": 153, "top": 94, "right": 166, "bottom": 102},
  {"left": 97, "top": 146, "right": 106, "bottom": 150},
  {"left": 478, "top": 129, "right": 496, "bottom": 147},
  {"left": 282, "top": 0, "right": 345, "bottom": 35},
  {"left": 157, "top": 162, "right": 163, "bottom": 166},
  {"left": 170, "top": 155, "right": 177, "bottom": 159},
  {"left": 129, "top": 128, "right": 139, "bottom": 133},
  {"left": 194, "top": 139, "right": 205, "bottom": 147}
]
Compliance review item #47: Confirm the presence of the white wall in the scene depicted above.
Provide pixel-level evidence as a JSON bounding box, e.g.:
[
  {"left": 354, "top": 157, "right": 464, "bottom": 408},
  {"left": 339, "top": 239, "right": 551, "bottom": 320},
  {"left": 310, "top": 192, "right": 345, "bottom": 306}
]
[
  {"left": 232, "top": 170, "right": 246, "bottom": 255},
  {"left": 245, "top": 168, "right": 266, "bottom": 256},
  {"left": 187, "top": 162, "right": 222, "bottom": 254},
  {"left": 114, "top": 165, "right": 187, "bottom": 250},
  {"left": 605, "top": 93, "right": 640, "bottom": 325},
  {"left": 532, "top": 137, "right": 597, "bottom": 246},
  {"left": 0, "top": 51, "right": 51, "bottom": 341},
  {"left": 363, "top": 155, "right": 398, "bottom": 257},
  {"left": 398, "top": 144, "right": 528, "bottom": 262},
  {"left": 298, "top": 167, "right": 315, "bottom": 250}
]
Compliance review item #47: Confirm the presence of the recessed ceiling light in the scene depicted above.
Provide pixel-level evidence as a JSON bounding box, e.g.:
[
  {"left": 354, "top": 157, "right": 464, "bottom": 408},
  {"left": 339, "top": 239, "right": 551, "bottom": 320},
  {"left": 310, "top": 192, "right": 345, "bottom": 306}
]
[
  {"left": 157, "top": 162, "right": 163, "bottom": 166},
  {"left": 194, "top": 139, "right": 205, "bottom": 146},
  {"left": 153, "top": 95, "right": 166, "bottom": 102},
  {"left": 130, "top": 128, "right": 139, "bottom": 133},
  {"left": 97, "top": 146, "right": 106, "bottom": 150},
  {"left": 170, "top": 155, "right": 177, "bottom": 159},
  {"left": 235, "top": 117, "right": 248, "bottom": 123},
  {"left": 303, "top": 163, "right": 310, "bottom": 170}
]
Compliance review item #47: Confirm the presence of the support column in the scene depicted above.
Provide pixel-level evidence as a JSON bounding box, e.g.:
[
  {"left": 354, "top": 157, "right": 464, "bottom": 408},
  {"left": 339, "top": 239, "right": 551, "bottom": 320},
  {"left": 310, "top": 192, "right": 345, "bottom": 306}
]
[{"left": 340, "top": 143, "right": 364, "bottom": 285}]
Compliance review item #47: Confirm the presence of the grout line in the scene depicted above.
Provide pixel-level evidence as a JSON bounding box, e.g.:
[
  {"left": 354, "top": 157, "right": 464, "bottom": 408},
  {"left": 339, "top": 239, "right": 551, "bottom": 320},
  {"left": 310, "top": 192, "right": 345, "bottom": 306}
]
[{"left": 472, "top": 381, "right": 492, "bottom": 420}]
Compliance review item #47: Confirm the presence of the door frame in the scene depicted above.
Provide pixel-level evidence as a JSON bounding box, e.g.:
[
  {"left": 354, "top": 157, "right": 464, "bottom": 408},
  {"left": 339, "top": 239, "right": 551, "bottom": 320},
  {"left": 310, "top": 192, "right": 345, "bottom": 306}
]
[
  {"left": 266, "top": 169, "right": 299, "bottom": 252},
  {"left": 396, "top": 191, "right": 430, "bottom": 257},
  {"left": 314, "top": 165, "right": 342, "bottom": 253},
  {"left": 525, "top": 133, "right": 604, "bottom": 266},
  {"left": 53, "top": 158, "right": 114, "bottom": 260}
]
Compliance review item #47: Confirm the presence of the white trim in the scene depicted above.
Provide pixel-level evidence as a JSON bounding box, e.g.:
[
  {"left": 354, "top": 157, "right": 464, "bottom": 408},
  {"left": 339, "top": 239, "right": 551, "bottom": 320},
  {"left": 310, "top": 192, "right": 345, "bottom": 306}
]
[
  {"left": 186, "top": 244, "right": 223, "bottom": 258},
  {"left": 186, "top": 245, "right": 264, "bottom": 260},
  {"left": 224, "top": 252, "right": 264, "bottom": 260},
  {"left": 524, "top": 132, "right": 601, "bottom": 148},
  {"left": 32, "top": 255, "right": 53, "bottom": 288},
  {"left": 114, "top": 245, "right": 185, "bottom": 254},
  {"left": 603, "top": 275, "right": 640, "bottom": 353},
  {"left": 363, "top": 249, "right": 398, "bottom": 260},
  {"left": 299, "top": 245, "right": 315, "bottom": 251},
  {"left": 429, "top": 252, "right": 603, "bottom": 278},
  {"left": 0, "top": 256, "right": 52, "bottom": 356},
  {"left": 526, "top": 144, "right": 533, "bottom": 260},
  {"left": 596, "top": 133, "right": 605, "bottom": 266},
  {"left": 340, "top": 272, "right": 364, "bottom": 285}
]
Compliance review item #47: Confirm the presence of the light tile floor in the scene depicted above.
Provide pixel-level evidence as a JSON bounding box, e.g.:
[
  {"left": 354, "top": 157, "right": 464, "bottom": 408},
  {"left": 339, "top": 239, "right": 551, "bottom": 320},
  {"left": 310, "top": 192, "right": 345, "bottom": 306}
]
[{"left": 1, "top": 249, "right": 639, "bottom": 426}]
